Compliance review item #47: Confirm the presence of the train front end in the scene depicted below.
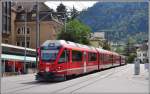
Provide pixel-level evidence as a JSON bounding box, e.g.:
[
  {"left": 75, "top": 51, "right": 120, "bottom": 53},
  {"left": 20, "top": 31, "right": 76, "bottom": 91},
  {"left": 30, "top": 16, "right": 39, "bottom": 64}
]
[{"left": 36, "top": 40, "right": 66, "bottom": 81}]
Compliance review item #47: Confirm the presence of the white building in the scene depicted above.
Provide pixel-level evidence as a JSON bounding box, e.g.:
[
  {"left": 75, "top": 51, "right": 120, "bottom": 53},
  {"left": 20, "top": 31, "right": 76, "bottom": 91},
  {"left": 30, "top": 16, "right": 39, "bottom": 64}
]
[
  {"left": 90, "top": 32, "right": 105, "bottom": 40},
  {"left": 136, "top": 41, "right": 149, "bottom": 63}
]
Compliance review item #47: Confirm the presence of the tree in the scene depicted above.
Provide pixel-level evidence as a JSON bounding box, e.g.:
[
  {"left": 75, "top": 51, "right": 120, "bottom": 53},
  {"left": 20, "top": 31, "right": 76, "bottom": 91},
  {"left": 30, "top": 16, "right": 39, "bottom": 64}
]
[
  {"left": 56, "top": 3, "right": 67, "bottom": 20},
  {"left": 103, "top": 40, "right": 111, "bottom": 50},
  {"left": 57, "top": 19, "right": 91, "bottom": 45},
  {"left": 125, "top": 37, "right": 137, "bottom": 63},
  {"left": 70, "top": 6, "right": 79, "bottom": 20},
  {"left": 127, "top": 53, "right": 137, "bottom": 63},
  {"left": 115, "top": 46, "right": 124, "bottom": 54}
]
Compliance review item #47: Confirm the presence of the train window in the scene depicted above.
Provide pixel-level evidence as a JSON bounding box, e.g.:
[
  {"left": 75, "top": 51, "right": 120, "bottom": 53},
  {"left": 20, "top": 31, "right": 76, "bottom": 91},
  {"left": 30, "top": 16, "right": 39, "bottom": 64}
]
[
  {"left": 109, "top": 55, "right": 113, "bottom": 63},
  {"left": 99, "top": 54, "right": 103, "bottom": 62},
  {"left": 88, "top": 52, "right": 97, "bottom": 62},
  {"left": 72, "top": 50, "right": 82, "bottom": 62},
  {"left": 103, "top": 54, "right": 108, "bottom": 62},
  {"left": 58, "top": 50, "right": 69, "bottom": 64},
  {"left": 41, "top": 50, "right": 58, "bottom": 62}
]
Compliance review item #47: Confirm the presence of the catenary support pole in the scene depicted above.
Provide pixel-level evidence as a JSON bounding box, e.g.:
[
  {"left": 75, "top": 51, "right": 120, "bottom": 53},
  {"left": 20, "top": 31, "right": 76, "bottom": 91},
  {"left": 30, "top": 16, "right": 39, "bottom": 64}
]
[
  {"left": 24, "top": 9, "right": 27, "bottom": 74},
  {"left": 36, "top": 2, "right": 40, "bottom": 71}
]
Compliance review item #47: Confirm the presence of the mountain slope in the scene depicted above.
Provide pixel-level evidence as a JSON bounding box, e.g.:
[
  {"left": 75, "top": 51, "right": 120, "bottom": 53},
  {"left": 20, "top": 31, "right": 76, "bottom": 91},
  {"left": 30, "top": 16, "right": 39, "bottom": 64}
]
[{"left": 78, "top": 2, "right": 148, "bottom": 43}]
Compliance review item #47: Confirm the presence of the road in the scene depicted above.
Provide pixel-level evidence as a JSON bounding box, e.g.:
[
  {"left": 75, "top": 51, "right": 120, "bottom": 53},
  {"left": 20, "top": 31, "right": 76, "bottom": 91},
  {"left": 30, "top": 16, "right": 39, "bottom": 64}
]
[{"left": 1, "top": 64, "right": 149, "bottom": 94}]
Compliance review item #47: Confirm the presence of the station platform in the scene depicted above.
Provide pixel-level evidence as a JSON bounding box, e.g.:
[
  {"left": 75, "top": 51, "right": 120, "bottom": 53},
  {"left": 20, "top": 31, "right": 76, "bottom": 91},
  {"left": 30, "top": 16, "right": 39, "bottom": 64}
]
[{"left": 1, "top": 64, "right": 149, "bottom": 94}]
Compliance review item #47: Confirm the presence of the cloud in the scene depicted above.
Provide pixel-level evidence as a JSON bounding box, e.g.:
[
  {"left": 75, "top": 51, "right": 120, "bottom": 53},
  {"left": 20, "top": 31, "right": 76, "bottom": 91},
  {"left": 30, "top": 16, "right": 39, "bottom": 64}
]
[{"left": 45, "top": 1, "right": 98, "bottom": 11}]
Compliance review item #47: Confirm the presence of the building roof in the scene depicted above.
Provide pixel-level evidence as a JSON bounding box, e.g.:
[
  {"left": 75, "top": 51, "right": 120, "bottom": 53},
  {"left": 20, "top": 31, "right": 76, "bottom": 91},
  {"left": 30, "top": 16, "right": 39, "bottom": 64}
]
[
  {"left": 12, "top": 2, "right": 50, "bottom": 12},
  {"left": 136, "top": 42, "right": 148, "bottom": 51},
  {"left": 2, "top": 43, "right": 36, "bottom": 51},
  {"left": 90, "top": 32, "right": 105, "bottom": 40},
  {"left": 2, "top": 54, "right": 36, "bottom": 62},
  {"left": 13, "top": 2, "right": 57, "bottom": 22}
]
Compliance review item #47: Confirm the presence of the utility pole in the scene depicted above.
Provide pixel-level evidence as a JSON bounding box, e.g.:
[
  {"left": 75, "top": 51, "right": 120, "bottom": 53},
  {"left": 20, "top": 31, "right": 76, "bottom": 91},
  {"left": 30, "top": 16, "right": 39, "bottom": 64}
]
[
  {"left": 0, "top": 0, "right": 2, "bottom": 78},
  {"left": 148, "top": 0, "right": 150, "bottom": 87},
  {"left": 36, "top": 2, "right": 40, "bottom": 71},
  {"left": 24, "top": 9, "right": 27, "bottom": 74},
  {"left": 64, "top": 13, "right": 66, "bottom": 32}
]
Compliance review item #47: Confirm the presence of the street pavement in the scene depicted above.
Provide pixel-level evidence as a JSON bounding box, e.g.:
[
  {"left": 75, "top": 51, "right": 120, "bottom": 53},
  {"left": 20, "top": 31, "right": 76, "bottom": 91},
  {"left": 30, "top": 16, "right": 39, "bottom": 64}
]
[{"left": 1, "top": 64, "right": 149, "bottom": 94}]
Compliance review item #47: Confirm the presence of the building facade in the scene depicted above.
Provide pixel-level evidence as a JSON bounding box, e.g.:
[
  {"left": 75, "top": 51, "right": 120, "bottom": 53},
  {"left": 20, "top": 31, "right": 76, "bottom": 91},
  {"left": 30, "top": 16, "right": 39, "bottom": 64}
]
[
  {"left": 2, "top": 2, "right": 12, "bottom": 44},
  {"left": 90, "top": 32, "right": 105, "bottom": 48},
  {"left": 136, "top": 40, "right": 149, "bottom": 63},
  {"left": 2, "top": 2, "right": 63, "bottom": 49},
  {"left": 1, "top": 2, "right": 63, "bottom": 75}
]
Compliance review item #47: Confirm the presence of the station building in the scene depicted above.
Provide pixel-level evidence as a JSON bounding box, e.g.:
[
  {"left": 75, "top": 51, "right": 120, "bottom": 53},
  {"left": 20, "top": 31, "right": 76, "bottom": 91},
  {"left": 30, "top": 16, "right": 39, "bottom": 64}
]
[
  {"left": 2, "top": 2, "right": 63, "bottom": 48},
  {"left": 1, "top": 2, "right": 63, "bottom": 76}
]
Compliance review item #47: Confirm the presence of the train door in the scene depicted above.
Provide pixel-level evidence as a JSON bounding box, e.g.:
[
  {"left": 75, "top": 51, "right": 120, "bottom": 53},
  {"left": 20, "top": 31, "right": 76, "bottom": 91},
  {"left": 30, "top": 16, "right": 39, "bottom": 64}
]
[
  {"left": 57, "top": 48, "right": 69, "bottom": 75},
  {"left": 83, "top": 51, "right": 87, "bottom": 73},
  {"left": 69, "top": 50, "right": 83, "bottom": 75},
  {"left": 99, "top": 53, "right": 103, "bottom": 69},
  {"left": 111, "top": 55, "right": 113, "bottom": 66}
]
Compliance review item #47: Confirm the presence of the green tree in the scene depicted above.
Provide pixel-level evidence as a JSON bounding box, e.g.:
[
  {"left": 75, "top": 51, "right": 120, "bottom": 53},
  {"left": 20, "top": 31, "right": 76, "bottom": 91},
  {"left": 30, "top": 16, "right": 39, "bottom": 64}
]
[
  {"left": 103, "top": 40, "right": 111, "bottom": 50},
  {"left": 56, "top": 3, "right": 67, "bottom": 20},
  {"left": 115, "top": 46, "right": 124, "bottom": 54},
  {"left": 127, "top": 53, "right": 137, "bottom": 63},
  {"left": 125, "top": 37, "right": 137, "bottom": 63},
  {"left": 70, "top": 6, "right": 79, "bottom": 20},
  {"left": 57, "top": 19, "right": 91, "bottom": 45}
]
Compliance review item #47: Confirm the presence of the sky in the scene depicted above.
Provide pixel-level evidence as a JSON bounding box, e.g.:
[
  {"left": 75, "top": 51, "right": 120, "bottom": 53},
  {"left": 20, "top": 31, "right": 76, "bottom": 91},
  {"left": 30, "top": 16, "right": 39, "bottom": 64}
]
[{"left": 45, "top": 1, "right": 98, "bottom": 11}]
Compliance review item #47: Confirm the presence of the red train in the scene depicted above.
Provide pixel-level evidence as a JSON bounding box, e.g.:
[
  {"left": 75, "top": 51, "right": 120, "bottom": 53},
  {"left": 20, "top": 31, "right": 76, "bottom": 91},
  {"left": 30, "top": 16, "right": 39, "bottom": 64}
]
[{"left": 36, "top": 40, "right": 126, "bottom": 81}]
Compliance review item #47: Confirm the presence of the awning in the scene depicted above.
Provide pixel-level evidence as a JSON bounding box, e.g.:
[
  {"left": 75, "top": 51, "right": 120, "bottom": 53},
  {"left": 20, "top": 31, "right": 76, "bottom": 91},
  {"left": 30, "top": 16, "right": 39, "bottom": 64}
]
[{"left": 1, "top": 54, "right": 36, "bottom": 62}]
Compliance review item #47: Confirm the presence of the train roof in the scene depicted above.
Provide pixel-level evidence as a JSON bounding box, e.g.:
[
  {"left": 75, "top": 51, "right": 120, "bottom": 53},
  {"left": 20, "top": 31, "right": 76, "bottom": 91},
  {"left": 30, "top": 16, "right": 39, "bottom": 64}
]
[
  {"left": 42, "top": 40, "right": 97, "bottom": 52},
  {"left": 96, "top": 48, "right": 107, "bottom": 53},
  {"left": 96, "top": 48, "right": 119, "bottom": 55},
  {"left": 42, "top": 40, "right": 121, "bottom": 55}
]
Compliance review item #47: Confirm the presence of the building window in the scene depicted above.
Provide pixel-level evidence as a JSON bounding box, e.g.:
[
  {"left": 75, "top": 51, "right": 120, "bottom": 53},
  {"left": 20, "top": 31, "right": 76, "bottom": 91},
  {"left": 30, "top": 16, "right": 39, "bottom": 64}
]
[
  {"left": 27, "top": 28, "right": 30, "bottom": 34},
  {"left": 17, "top": 27, "right": 31, "bottom": 35},
  {"left": 137, "top": 53, "right": 140, "bottom": 57},
  {"left": 27, "top": 41, "right": 30, "bottom": 48},
  {"left": 2, "top": 2, "right": 11, "bottom": 34},
  {"left": 22, "top": 42, "right": 25, "bottom": 47},
  {"left": 4, "top": 40, "right": 8, "bottom": 43},
  {"left": 17, "top": 28, "right": 21, "bottom": 34},
  {"left": 143, "top": 53, "right": 147, "bottom": 57},
  {"left": 16, "top": 42, "right": 20, "bottom": 46}
]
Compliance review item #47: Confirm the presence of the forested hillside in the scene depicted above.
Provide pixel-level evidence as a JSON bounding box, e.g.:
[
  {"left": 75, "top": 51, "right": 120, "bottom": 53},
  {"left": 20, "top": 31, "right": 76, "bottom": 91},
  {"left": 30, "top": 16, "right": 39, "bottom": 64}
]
[{"left": 78, "top": 2, "right": 148, "bottom": 43}]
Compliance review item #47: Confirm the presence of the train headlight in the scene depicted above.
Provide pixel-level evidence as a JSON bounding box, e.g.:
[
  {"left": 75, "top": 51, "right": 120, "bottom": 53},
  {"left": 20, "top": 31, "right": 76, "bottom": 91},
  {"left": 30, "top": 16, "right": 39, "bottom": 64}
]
[{"left": 45, "top": 67, "right": 49, "bottom": 72}]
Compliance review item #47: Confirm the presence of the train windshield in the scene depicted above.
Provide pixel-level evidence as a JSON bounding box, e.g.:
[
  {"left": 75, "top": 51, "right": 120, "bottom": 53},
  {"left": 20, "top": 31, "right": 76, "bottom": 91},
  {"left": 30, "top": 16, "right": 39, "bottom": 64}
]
[{"left": 41, "top": 50, "right": 59, "bottom": 62}]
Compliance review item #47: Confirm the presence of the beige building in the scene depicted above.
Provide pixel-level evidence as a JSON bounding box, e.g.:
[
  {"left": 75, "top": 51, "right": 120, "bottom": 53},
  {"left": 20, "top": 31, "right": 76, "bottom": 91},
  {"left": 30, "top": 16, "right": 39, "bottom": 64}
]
[
  {"left": 90, "top": 32, "right": 105, "bottom": 48},
  {"left": 2, "top": 2, "right": 63, "bottom": 49},
  {"left": 15, "top": 20, "right": 62, "bottom": 48}
]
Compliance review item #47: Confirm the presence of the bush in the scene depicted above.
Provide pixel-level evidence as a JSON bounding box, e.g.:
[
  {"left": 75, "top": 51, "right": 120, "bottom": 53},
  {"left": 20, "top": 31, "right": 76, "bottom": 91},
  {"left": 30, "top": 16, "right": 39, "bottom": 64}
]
[{"left": 127, "top": 53, "right": 137, "bottom": 63}]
